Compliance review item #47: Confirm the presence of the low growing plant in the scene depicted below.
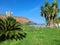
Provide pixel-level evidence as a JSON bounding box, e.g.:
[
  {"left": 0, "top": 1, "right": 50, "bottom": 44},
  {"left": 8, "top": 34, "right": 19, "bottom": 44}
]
[{"left": 0, "top": 17, "right": 26, "bottom": 41}]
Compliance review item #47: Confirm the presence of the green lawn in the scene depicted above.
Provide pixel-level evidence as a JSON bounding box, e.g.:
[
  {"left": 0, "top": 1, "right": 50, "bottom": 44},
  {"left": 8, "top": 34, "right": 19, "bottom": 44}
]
[{"left": 0, "top": 26, "right": 60, "bottom": 45}]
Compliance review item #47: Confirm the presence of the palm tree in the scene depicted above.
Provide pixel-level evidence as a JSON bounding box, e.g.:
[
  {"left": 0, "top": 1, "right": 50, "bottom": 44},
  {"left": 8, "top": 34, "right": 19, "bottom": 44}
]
[
  {"left": 40, "top": 0, "right": 60, "bottom": 27},
  {"left": 0, "top": 16, "right": 26, "bottom": 41}
]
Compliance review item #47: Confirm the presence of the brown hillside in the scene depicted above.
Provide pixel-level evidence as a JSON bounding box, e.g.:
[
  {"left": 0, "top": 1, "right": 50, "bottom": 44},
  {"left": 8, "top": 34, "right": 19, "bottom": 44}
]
[{"left": 0, "top": 14, "right": 35, "bottom": 24}]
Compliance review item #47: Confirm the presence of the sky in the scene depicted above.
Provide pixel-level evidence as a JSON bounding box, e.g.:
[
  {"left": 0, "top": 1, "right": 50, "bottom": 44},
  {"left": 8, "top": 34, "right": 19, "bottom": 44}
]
[{"left": 0, "top": 0, "right": 60, "bottom": 24}]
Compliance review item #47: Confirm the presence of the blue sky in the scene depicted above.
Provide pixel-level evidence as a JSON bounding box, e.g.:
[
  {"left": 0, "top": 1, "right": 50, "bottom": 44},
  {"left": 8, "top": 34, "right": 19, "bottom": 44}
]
[{"left": 0, "top": 0, "right": 60, "bottom": 24}]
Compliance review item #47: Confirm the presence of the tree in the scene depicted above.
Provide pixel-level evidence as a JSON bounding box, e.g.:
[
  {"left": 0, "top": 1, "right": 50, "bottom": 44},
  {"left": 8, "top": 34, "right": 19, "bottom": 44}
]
[
  {"left": 0, "top": 16, "right": 26, "bottom": 41},
  {"left": 40, "top": 0, "right": 60, "bottom": 27},
  {"left": 54, "top": 17, "right": 60, "bottom": 24}
]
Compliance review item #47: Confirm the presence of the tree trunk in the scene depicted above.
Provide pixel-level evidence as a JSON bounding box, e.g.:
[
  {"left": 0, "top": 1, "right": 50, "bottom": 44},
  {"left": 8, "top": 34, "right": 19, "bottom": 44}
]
[
  {"left": 49, "top": 19, "right": 54, "bottom": 27},
  {"left": 47, "top": 16, "right": 54, "bottom": 28}
]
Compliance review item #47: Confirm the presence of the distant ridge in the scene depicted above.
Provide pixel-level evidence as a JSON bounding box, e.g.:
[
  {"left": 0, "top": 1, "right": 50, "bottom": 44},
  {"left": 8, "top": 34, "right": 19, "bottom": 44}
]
[{"left": 0, "top": 14, "right": 36, "bottom": 24}]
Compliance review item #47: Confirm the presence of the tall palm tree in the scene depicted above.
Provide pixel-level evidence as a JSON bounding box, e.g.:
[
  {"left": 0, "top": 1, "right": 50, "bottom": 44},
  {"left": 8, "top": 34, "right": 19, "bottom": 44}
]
[
  {"left": 0, "top": 17, "right": 26, "bottom": 41},
  {"left": 40, "top": 0, "right": 60, "bottom": 27}
]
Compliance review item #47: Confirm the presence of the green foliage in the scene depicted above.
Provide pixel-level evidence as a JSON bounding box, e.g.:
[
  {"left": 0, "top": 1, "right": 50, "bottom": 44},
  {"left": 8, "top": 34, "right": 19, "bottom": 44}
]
[
  {"left": 40, "top": 0, "right": 60, "bottom": 26},
  {"left": 0, "top": 17, "right": 26, "bottom": 41},
  {"left": 0, "top": 27, "right": 60, "bottom": 45},
  {"left": 54, "top": 17, "right": 60, "bottom": 24}
]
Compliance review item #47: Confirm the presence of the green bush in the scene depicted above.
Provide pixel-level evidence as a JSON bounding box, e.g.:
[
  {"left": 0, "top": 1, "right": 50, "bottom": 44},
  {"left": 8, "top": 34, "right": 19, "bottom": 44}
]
[{"left": 0, "top": 17, "right": 26, "bottom": 41}]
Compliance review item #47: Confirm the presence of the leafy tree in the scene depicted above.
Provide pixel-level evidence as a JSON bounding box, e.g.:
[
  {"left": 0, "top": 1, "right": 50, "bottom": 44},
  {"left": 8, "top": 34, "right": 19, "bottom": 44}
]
[
  {"left": 40, "top": 0, "right": 60, "bottom": 27},
  {"left": 54, "top": 17, "right": 60, "bottom": 24},
  {"left": 0, "top": 16, "right": 26, "bottom": 41}
]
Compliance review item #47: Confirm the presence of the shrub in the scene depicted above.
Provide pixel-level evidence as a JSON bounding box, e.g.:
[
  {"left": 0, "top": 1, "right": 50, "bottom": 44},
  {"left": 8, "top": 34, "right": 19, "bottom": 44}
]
[{"left": 0, "top": 17, "right": 26, "bottom": 41}]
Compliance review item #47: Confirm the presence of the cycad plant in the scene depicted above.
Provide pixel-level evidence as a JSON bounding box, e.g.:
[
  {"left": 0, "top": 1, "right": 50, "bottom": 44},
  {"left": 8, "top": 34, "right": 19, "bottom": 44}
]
[{"left": 0, "top": 16, "right": 26, "bottom": 41}]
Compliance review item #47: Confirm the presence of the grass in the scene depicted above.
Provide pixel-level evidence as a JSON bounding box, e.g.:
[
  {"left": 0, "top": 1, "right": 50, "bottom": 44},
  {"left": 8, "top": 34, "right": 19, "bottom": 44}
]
[{"left": 0, "top": 25, "right": 60, "bottom": 45}]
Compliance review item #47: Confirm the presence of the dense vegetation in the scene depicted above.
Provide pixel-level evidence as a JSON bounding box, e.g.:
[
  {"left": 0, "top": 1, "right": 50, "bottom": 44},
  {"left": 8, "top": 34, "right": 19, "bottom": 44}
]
[
  {"left": 41, "top": 0, "right": 60, "bottom": 27},
  {"left": 0, "top": 17, "right": 26, "bottom": 41},
  {"left": 0, "top": 25, "right": 60, "bottom": 45}
]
